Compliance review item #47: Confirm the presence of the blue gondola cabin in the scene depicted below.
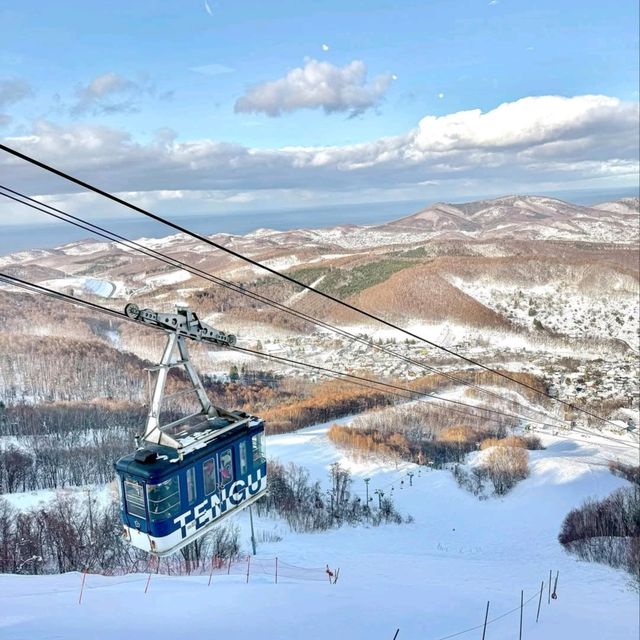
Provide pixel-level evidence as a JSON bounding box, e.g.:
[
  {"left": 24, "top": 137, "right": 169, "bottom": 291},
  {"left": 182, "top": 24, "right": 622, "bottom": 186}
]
[
  {"left": 115, "top": 414, "right": 267, "bottom": 556},
  {"left": 113, "top": 305, "right": 268, "bottom": 556}
]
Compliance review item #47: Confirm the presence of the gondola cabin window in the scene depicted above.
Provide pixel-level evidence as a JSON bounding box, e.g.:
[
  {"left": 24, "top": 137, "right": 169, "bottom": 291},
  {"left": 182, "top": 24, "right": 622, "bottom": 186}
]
[
  {"left": 239, "top": 441, "right": 248, "bottom": 475},
  {"left": 203, "top": 458, "right": 216, "bottom": 495},
  {"left": 219, "top": 448, "right": 234, "bottom": 485},
  {"left": 147, "top": 477, "right": 181, "bottom": 522},
  {"left": 252, "top": 433, "right": 266, "bottom": 466},
  {"left": 186, "top": 467, "right": 196, "bottom": 504},
  {"left": 124, "top": 478, "right": 146, "bottom": 519}
]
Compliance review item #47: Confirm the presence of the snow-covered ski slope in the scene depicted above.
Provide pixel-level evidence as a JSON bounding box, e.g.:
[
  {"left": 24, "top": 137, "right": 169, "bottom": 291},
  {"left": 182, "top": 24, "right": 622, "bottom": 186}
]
[{"left": 0, "top": 418, "right": 638, "bottom": 640}]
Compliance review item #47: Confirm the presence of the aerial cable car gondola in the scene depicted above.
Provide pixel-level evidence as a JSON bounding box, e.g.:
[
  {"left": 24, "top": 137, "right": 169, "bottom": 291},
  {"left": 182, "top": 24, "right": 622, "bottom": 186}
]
[{"left": 114, "top": 304, "right": 267, "bottom": 556}]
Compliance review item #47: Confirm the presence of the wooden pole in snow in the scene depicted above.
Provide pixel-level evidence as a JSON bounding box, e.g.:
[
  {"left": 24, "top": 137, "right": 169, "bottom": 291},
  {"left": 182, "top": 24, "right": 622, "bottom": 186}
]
[
  {"left": 519, "top": 590, "right": 523, "bottom": 640},
  {"left": 275, "top": 557, "right": 278, "bottom": 584},
  {"left": 78, "top": 570, "right": 87, "bottom": 605},
  {"left": 536, "top": 581, "right": 544, "bottom": 622},
  {"left": 481, "top": 601, "right": 490, "bottom": 640},
  {"left": 548, "top": 570, "right": 552, "bottom": 604},
  {"left": 249, "top": 505, "right": 257, "bottom": 556},
  {"left": 246, "top": 555, "right": 251, "bottom": 584}
]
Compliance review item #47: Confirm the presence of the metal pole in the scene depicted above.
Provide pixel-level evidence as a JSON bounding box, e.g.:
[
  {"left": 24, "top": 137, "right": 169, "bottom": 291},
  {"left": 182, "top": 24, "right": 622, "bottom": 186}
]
[
  {"left": 364, "top": 478, "right": 370, "bottom": 506},
  {"left": 548, "top": 570, "right": 551, "bottom": 604},
  {"left": 86, "top": 489, "right": 93, "bottom": 542},
  {"left": 144, "top": 572, "right": 152, "bottom": 594},
  {"left": 249, "top": 505, "right": 257, "bottom": 556},
  {"left": 519, "top": 590, "right": 523, "bottom": 640},
  {"left": 78, "top": 570, "right": 87, "bottom": 605},
  {"left": 481, "top": 601, "right": 490, "bottom": 640},
  {"left": 536, "top": 581, "right": 544, "bottom": 622}
]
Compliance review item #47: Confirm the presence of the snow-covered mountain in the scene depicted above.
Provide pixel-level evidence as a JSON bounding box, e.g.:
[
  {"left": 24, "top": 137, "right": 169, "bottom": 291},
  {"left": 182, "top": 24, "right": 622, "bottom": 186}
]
[
  {"left": 0, "top": 194, "right": 638, "bottom": 358},
  {"left": 380, "top": 195, "right": 639, "bottom": 242},
  {"left": 0, "top": 196, "right": 637, "bottom": 273}
]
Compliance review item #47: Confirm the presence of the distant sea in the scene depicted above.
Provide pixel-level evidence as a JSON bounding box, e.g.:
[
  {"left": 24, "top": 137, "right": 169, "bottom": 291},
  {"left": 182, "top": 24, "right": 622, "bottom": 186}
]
[{"left": 0, "top": 186, "right": 636, "bottom": 256}]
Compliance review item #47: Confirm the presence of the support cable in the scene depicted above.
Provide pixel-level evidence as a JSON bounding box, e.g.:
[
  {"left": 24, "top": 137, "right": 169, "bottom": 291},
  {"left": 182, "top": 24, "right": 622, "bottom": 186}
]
[
  {"left": 0, "top": 184, "right": 592, "bottom": 432},
  {"left": 0, "top": 272, "right": 607, "bottom": 435},
  {"left": 0, "top": 143, "right": 623, "bottom": 430}
]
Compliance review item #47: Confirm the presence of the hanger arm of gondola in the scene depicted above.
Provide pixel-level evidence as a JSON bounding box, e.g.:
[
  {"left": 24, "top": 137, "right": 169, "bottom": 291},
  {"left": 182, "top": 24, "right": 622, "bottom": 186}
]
[
  {"left": 125, "top": 303, "right": 246, "bottom": 455},
  {"left": 124, "top": 303, "right": 236, "bottom": 346}
]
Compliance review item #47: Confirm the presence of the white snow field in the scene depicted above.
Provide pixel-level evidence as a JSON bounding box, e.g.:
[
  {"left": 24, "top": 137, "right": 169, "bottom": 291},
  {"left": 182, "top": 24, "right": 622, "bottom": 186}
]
[{"left": 0, "top": 418, "right": 638, "bottom": 640}]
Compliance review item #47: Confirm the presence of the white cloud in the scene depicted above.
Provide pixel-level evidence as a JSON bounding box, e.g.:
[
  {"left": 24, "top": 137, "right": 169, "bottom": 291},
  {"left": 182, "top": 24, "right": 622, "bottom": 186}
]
[
  {"left": 2, "top": 95, "right": 637, "bottom": 214},
  {"left": 204, "top": 0, "right": 213, "bottom": 16},
  {"left": 0, "top": 78, "right": 33, "bottom": 107},
  {"left": 321, "top": 44, "right": 330, "bottom": 52},
  {"left": 70, "top": 72, "right": 159, "bottom": 116},
  {"left": 234, "top": 59, "right": 394, "bottom": 116}
]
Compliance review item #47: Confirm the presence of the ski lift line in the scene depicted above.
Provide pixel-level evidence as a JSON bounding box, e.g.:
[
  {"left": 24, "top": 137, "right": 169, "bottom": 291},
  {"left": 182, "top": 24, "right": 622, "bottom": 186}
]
[
  {"left": 0, "top": 145, "right": 620, "bottom": 430},
  {"left": 0, "top": 186, "right": 577, "bottom": 433},
  {"left": 232, "top": 345, "right": 568, "bottom": 429},
  {"left": 531, "top": 424, "right": 637, "bottom": 454},
  {"left": 0, "top": 273, "right": 576, "bottom": 435},
  {"left": 7, "top": 193, "right": 632, "bottom": 447},
  {"left": 0, "top": 274, "right": 525, "bottom": 432},
  {"left": 2, "top": 273, "right": 636, "bottom": 450},
  {"left": 14, "top": 188, "right": 632, "bottom": 446},
  {"left": 2, "top": 272, "right": 637, "bottom": 451},
  {"left": 235, "top": 344, "right": 639, "bottom": 450}
]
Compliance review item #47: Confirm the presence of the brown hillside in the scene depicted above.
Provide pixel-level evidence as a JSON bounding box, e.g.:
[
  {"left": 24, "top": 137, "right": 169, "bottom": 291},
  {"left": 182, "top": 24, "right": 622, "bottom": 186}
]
[{"left": 342, "top": 264, "right": 513, "bottom": 327}]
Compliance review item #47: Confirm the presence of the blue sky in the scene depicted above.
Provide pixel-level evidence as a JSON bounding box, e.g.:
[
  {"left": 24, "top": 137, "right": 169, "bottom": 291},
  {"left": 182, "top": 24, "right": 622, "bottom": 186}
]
[{"left": 0, "top": 0, "right": 638, "bottom": 223}]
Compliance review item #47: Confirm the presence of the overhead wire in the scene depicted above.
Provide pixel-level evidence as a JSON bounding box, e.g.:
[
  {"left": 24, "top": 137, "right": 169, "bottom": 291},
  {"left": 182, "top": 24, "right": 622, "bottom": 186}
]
[
  {"left": 0, "top": 272, "right": 582, "bottom": 432},
  {"left": 1, "top": 272, "right": 636, "bottom": 451},
  {"left": 0, "top": 272, "right": 528, "bottom": 428},
  {"left": 0, "top": 184, "right": 591, "bottom": 433},
  {"left": 0, "top": 142, "right": 624, "bottom": 431}
]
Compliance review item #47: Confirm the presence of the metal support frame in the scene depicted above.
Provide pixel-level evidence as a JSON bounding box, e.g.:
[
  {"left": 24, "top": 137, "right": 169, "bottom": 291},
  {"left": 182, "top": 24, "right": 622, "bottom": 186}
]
[
  {"left": 129, "top": 304, "right": 242, "bottom": 455},
  {"left": 142, "top": 332, "right": 218, "bottom": 449}
]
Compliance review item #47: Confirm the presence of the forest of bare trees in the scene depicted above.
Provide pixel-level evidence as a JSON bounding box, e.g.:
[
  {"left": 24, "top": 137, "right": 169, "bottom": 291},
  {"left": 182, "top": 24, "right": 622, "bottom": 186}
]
[
  {"left": 0, "top": 460, "right": 403, "bottom": 576},
  {"left": 257, "top": 461, "right": 403, "bottom": 532},
  {"left": 558, "top": 483, "right": 639, "bottom": 582},
  {"left": 327, "top": 403, "right": 543, "bottom": 497},
  {"left": 327, "top": 400, "right": 510, "bottom": 467},
  {"left": 0, "top": 492, "right": 242, "bottom": 576}
]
